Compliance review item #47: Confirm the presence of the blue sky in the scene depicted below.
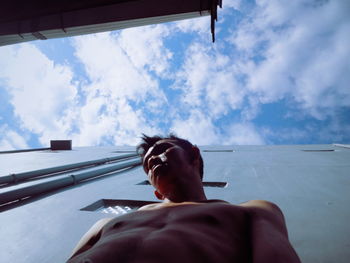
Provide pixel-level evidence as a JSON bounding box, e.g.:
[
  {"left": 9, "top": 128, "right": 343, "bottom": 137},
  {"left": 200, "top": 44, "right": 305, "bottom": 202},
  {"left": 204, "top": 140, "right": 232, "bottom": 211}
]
[{"left": 0, "top": 0, "right": 349, "bottom": 149}]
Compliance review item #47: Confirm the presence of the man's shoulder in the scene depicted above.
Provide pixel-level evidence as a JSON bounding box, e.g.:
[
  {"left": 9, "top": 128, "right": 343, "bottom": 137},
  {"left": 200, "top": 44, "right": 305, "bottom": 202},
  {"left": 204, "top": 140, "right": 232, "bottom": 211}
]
[
  {"left": 239, "top": 200, "right": 283, "bottom": 213},
  {"left": 237, "top": 200, "right": 289, "bottom": 237},
  {"left": 238, "top": 200, "right": 285, "bottom": 221}
]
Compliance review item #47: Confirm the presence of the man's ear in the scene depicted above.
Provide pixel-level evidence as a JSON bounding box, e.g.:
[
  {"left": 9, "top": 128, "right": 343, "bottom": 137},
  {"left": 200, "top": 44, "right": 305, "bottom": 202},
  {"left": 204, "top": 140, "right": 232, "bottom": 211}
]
[{"left": 154, "top": 190, "right": 164, "bottom": 200}]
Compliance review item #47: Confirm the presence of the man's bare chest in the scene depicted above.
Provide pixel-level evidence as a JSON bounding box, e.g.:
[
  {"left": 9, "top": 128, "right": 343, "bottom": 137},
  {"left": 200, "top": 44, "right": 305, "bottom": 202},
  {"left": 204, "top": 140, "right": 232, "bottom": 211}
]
[{"left": 102, "top": 202, "right": 249, "bottom": 240}]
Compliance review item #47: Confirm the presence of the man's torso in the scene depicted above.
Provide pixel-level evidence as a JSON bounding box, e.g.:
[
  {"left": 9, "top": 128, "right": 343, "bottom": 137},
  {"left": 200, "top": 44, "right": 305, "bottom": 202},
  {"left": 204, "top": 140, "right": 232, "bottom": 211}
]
[{"left": 68, "top": 200, "right": 298, "bottom": 263}]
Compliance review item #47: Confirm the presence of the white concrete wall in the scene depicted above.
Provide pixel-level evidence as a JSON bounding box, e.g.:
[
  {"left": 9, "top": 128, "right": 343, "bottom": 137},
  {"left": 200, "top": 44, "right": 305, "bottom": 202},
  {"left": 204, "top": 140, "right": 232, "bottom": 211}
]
[{"left": 0, "top": 144, "right": 349, "bottom": 262}]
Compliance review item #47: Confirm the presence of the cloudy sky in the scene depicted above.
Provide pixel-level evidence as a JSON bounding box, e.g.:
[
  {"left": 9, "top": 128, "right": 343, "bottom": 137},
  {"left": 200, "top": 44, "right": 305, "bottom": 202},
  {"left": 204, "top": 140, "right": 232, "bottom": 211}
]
[{"left": 0, "top": 0, "right": 349, "bottom": 149}]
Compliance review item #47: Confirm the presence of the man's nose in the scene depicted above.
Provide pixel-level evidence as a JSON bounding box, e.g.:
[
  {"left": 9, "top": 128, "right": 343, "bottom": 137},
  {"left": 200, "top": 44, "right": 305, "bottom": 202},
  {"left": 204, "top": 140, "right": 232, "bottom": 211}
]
[{"left": 158, "top": 153, "right": 167, "bottom": 162}]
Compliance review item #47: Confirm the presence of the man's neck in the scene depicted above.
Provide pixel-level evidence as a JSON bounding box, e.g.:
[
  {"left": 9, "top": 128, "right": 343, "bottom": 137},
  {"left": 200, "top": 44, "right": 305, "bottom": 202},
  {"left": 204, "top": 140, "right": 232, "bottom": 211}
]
[{"left": 165, "top": 187, "right": 207, "bottom": 203}]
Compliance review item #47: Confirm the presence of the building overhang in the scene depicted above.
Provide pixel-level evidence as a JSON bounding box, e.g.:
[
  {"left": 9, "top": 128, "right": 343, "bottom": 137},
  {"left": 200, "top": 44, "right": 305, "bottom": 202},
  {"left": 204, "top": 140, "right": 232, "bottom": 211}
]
[{"left": 0, "top": 0, "right": 222, "bottom": 47}]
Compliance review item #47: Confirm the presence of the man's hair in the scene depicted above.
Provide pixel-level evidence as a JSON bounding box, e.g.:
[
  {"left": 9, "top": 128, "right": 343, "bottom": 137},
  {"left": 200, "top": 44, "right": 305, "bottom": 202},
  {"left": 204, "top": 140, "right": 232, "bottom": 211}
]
[{"left": 137, "top": 134, "right": 204, "bottom": 180}]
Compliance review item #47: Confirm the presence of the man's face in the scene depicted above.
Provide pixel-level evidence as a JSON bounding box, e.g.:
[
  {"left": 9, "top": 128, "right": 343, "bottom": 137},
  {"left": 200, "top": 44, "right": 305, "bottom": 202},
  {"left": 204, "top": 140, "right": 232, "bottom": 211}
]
[{"left": 142, "top": 139, "right": 196, "bottom": 201}]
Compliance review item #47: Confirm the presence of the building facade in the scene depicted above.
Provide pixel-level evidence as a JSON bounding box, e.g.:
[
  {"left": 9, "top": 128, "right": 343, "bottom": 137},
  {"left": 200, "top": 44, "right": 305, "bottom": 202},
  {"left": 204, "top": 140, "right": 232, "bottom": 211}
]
[{"left": 0, "top": 144, "right": 349, "bottom": 262}]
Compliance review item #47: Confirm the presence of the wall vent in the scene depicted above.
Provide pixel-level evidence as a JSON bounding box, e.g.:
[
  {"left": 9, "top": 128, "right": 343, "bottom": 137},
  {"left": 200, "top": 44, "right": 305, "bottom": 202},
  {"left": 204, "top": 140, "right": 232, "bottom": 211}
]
[
  {"left": 301, "top": 149, "right": 334, "bottom": 152},
  {"left": 136, "top": 180, "right": 228, "bottom": 188},
  {"left": 203, "top": 149, "right": 234, "bottom": 152},
  {"left": 112, "top": 151, "right": 137, "bottom": 153},
  {"left": 81, "top": 199, "right": 159, "bottom": 215}
]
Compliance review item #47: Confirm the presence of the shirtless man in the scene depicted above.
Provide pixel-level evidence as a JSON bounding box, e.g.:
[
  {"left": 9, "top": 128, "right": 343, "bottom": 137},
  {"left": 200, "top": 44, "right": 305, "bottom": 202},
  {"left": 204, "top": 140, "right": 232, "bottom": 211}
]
[{"left": 68, "top": 134, "right": 301, "bottom": 263}]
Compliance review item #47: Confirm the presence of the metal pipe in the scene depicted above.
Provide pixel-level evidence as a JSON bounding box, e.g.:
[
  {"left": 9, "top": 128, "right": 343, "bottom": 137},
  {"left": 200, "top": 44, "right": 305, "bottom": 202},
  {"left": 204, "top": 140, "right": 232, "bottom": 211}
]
[
  {"left": 0, "top": 153, "right": 139, "bottom": 185},
  {"left": 0, "top": 147, "right": 50, "bottom": 154},
  {"left": 0, "top": 158, "right": 141, "bottom": 206}
]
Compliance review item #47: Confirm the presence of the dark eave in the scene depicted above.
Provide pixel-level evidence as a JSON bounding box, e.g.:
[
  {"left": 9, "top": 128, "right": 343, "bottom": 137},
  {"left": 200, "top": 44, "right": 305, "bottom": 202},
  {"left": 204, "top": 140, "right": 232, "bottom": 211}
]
[{"left": 0, "top": 0, "right": 222, "bottom": 46}]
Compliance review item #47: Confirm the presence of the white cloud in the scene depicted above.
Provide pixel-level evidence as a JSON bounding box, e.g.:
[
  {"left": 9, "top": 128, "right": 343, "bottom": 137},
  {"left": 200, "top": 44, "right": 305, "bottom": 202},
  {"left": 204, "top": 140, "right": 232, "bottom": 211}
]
[
  {"left": 0, "top": 44, "right": 77, "bottom": 145},
  {"left": 174, "top": 16, "right": 210, "bottom": 35},
  {"left": 170, "top": 109, "right": 265, "bottom": 145},
  {"left": 224, "top": 123, "right": 265, "bottom": 145},
  {"left": 71, "top": 28, "right": 171, "bottom": 145},
  {"left": 261, "top": 126, "right": 309, "bottom": 144},
  {"left": 229, "top": 0, "right": 350, "bottom": 120},
  {"left": 224, "top": 0, "right": 241, "bottom": 10},
  {"left": 0, "top": 125, "right": 28, "bottom": 150},
  {"left": 1, "top": 1, "right": 348, "bottom": 147},
  {"left": 73, "top": 30, "right": 169, "bottom": 106},
  {"left": 174, "top": 42, "right": 245, "bottom": 118},
  {"left": 261, "top": 118, "right": 350, "bottom": 144},
  {"left": 0, "top": 25, "right": 172, "bottom": 147},
  {"left": 222, "top": 0, "right": 241, "bottom": 10},
  {"left": 317, "top": 121, "right": 350, "bottom": 144},
  {"left": 118, "top": 24, "right": 173, "bottom": 76},
  {"left": 74, "top": 33, "right": 157, "bottom": 103},
  {"left": 170, "top": 109, "right": 220, "bottom": 145},
  {"left": 71, "top": 95, "right": 159, "bottom": 146}
]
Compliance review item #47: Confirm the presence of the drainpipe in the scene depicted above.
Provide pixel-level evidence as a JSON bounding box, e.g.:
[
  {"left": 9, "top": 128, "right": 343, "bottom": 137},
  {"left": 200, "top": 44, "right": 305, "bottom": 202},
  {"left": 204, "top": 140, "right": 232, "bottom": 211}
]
[
  {"left": 0, "top": 158, "right": 141, "bottom": 206},
  {"left": 0, "top": 139, "right": 71, "bottom": 154},
  {"left": 0, "top": 153, "right": 139, "bottom": 185},
  {"left": 0, "top": 148, "right": 50, "bottom": 154}
]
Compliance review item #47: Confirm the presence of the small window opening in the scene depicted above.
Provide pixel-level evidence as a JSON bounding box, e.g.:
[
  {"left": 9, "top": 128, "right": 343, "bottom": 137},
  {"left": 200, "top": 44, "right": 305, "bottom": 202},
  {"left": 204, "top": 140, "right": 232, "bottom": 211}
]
[
  {"left": 136, "top": 180, "right": 228, "bottom": 188},
  {"left": 112, "top": 151, "right": 137, "bottom": 153},
  {"left": 203, "top": 149, "right": 234, "bottom": 152},
  {"left": 302, "top": 149, "right": 335, "bottom": 152},
  {"left": 81, "top": 199, "right": 159, "bottom": 214}
]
